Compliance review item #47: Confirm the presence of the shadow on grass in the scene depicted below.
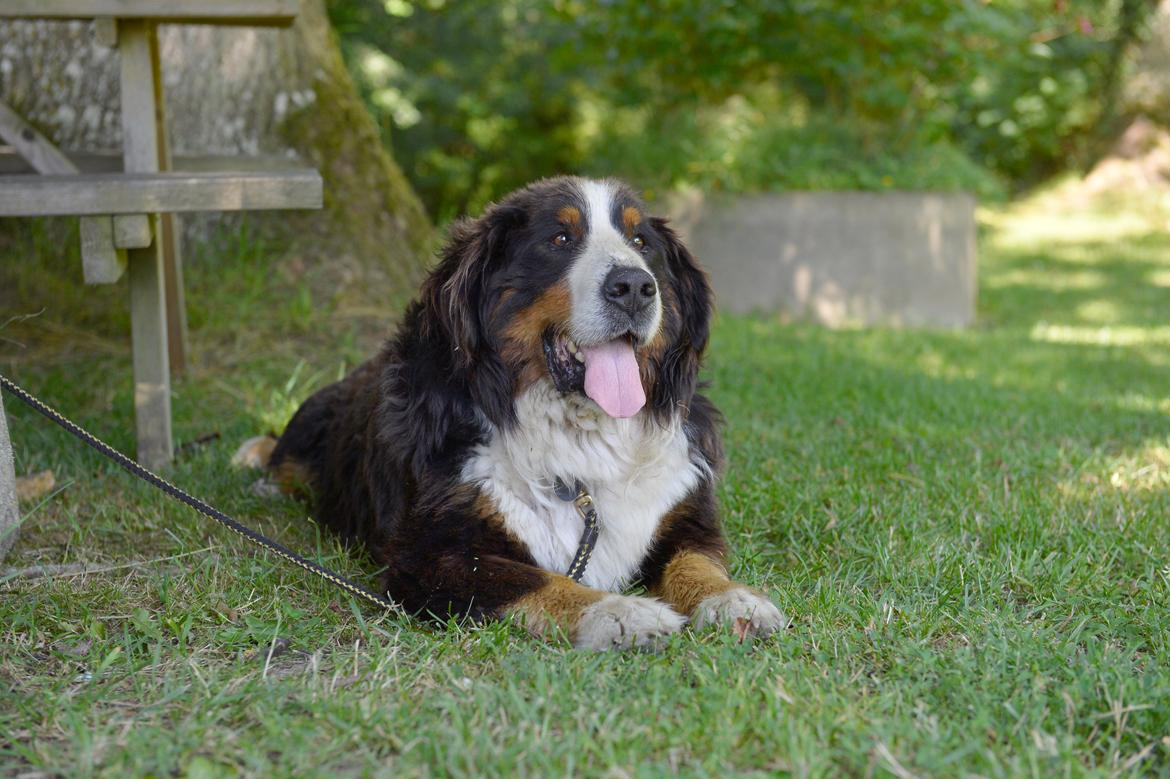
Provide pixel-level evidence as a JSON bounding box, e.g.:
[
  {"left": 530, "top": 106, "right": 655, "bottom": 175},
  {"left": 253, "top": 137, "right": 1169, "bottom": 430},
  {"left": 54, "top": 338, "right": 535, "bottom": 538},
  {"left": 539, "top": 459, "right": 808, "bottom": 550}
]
[{"left": 982, "top": 233, "right": 1170, "bottom": 331}]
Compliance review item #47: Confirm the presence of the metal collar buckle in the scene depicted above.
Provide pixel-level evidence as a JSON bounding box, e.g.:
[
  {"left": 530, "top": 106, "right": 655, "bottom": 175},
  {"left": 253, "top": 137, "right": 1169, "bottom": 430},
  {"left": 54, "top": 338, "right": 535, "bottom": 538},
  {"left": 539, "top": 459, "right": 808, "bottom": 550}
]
[{"left": 553, "top": 477, "right": 600, "bottom": 582}]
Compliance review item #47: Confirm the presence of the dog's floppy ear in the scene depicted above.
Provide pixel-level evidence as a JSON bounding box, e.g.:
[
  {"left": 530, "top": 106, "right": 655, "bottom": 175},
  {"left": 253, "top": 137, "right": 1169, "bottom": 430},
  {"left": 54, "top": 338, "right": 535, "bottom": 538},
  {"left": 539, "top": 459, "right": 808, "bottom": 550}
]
[
  {"left": 649, "top": 217, "right": 714, "bottom": 409},
  {"left": 426, "top": 204, "right": 523, "bottom": 368}
]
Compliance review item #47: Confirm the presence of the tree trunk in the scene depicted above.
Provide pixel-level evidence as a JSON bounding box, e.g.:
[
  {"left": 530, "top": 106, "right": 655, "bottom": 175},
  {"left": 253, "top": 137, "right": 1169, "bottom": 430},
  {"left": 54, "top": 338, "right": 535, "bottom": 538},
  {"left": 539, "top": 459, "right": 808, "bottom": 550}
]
[
  {"left": 1089, "top": 0, "right": 1162, "bottom": 166},
  {"left": 1125, "top": 0, "right": 1170, "bottom": 125},
  {"left": 0, "top": 0, "right": 433, "bottom": 299}
]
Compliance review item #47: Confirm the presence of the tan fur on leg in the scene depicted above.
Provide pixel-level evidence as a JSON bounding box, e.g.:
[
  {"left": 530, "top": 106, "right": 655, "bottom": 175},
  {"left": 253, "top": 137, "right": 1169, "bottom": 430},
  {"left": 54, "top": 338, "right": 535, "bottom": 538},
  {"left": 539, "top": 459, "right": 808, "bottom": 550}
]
[
  {"left": 504, "top": 573, "right": 685, "bottom": 650},
  {"left": 269, "top": 459, "right": 314, "bottom": 497},
  {"left": 651, "top": 549, "right": 736, "bottom": 616},
  {"left": 231, "top": 435, "right": 277, "bottom": 469},
  {"left": 651, "top": 549, "right": 786, "bottom": 635},
  {"left": 505, "top": 573, "right": 605, "bottom": 640}
]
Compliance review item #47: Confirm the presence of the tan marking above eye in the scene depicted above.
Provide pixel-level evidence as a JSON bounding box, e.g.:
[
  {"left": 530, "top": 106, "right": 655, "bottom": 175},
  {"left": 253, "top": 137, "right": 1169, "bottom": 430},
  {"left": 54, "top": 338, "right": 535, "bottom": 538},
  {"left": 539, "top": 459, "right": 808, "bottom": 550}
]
[
  {"left": 557, "top": 206, "right": 582, "bottom": 231},
  {"left": 622, "top": 206, "right": 643, "bottom": 235}
]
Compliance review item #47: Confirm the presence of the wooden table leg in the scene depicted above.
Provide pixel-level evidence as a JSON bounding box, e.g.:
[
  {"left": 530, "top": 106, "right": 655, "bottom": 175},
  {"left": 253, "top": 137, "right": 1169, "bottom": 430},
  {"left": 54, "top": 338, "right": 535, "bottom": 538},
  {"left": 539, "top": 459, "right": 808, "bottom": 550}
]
[
  {"left": 120, "top": 18, "right": 173, "bottom": 469},
  {"left": 160, "top": 213, "right": 189, "bottom": 375},
  {"left": 148, "top": 30, "right": 189, "bottom": 376},
  {"left": 0, "top": 390, "right": 19, "bottom": 562},
  {"left": 126, "top": 219, "right": 173, "bottom": 469}
]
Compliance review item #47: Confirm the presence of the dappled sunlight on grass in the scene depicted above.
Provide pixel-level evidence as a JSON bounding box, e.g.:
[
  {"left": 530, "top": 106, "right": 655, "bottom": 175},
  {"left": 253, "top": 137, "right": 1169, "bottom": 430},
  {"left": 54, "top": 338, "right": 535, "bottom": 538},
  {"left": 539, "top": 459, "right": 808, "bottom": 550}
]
[
  {"left": 1056, "top": 437, "right": 1170, "bottom": 520},
  {"left": 1073, "top": 298, "right": 1126, "bottom": 326},
  {"left": 1103, "top": 439, "right": 1170, "bottom": 495},
  {"left": 1029, "top": 323, "right": 1170, "bottom": 348},
  {"left": 982, "top": 209, "right": 1155, "bottom": 246},
  {"left": 978, "top": 194, "right": 1170, "bottom": 338},
  {"left": 984, "top": 267, "right": 1108, "bottom": 292}
]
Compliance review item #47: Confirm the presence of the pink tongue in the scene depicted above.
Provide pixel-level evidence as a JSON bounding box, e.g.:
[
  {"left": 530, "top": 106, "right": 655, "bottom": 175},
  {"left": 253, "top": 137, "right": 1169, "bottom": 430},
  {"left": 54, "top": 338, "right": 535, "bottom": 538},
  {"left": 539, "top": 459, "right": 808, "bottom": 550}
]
[{"left": 581, "top": 339, "right": 646, "bottom": 418}]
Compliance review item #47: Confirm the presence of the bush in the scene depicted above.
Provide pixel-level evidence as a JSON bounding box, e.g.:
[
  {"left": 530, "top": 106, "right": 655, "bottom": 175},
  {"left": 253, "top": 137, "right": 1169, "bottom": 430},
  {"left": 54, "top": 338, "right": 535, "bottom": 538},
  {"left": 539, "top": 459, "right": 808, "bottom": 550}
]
[
  {"left": 582, "top": 87, "right": 1006, "bottom": 200},
  {"left": 329, "top": 0, "right": 1151, "bottom": 218}
]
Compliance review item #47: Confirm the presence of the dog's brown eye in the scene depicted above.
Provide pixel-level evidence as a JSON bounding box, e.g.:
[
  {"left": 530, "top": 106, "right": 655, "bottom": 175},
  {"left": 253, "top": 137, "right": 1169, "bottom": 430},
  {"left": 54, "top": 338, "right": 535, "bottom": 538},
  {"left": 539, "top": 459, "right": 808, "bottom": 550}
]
[
  {"left": 551, "top": 232, "right": 571, "bottom": 248},
  {"left": 632, "top": 235, "right": 646, "bottom": 251}
]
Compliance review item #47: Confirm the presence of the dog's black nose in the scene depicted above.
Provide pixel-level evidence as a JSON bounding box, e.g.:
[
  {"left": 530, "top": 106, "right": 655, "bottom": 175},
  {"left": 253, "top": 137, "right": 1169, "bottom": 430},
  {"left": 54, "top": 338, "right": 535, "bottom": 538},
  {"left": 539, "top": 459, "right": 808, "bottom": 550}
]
[{"left": 602, "top": 266, "right": 656, "bottom": 318}]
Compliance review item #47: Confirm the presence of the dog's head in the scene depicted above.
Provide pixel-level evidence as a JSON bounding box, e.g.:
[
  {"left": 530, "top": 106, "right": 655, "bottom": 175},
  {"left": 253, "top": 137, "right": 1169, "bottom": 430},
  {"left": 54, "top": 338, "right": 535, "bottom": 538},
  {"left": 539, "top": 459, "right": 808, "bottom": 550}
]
[{"left": 421, "top": 176, "right": 712, "bottom": 426}]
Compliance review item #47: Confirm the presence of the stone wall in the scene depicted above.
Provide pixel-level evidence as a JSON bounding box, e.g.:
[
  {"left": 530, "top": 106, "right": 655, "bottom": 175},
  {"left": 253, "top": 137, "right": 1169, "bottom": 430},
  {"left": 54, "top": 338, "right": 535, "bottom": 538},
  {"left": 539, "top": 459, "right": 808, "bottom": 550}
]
[{"left": 666, "top": 191, "right": 977, "bottom": 328}]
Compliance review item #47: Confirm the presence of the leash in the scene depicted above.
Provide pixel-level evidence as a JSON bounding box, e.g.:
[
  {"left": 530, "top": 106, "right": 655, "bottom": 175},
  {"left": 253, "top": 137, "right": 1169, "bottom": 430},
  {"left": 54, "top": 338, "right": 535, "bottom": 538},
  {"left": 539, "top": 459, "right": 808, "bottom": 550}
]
[
  {"left": 554, "top": 477, "right": 599, "bottom": 582},
  {"left": 0, "top": 374, "right": 605, "bottom": 603},
  {"left": 0, "top": 373, "right": 396, "bottom": 611}
]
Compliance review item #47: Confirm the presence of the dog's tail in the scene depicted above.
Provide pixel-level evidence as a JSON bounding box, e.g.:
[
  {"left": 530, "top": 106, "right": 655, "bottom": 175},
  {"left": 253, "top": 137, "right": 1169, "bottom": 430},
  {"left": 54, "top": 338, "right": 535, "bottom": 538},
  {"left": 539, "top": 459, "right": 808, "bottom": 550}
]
[{"left": 231, "top": 435, "right": 278, "bottom": 470}]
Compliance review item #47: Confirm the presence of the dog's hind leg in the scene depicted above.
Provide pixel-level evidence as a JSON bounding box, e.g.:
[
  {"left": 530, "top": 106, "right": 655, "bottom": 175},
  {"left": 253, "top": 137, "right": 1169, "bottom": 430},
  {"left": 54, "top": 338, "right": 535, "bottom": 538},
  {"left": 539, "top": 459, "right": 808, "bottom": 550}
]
[
  {"left": 232, "top": 435, "right": 277, "bottom": 469},
  {"left": 231, "top": 435, "right": 289, "bottom": 497}
]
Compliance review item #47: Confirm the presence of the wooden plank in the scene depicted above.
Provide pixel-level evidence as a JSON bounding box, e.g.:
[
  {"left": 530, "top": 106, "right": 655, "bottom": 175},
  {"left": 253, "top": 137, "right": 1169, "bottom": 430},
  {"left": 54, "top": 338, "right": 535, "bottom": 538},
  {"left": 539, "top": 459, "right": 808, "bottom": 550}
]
[
  {"left": 0, "top": 170, "right": 324, "bottom": 216},
  {"left": 78, "top": 216, "right": 127, "bottom": 283},
  {"left": 120, "top": 18, "right": 172, "bottom": 470},
  {"left": 160, "top": 209, "right": 187, "bottom": 373},
  {"left": 0, "top": 101, "right": 76, "bottom": 175},
  {"left": 113, "top": 214, "right": 152, "bottom": 248},
  {"left": 0, "top": 391, "right": 19, "bottom": 562},
  {"left": 80, "top": 217, "right": 128, "bottom": 283},
  {"left": 0, "top": 99, "right": 127, "bottom": 284},
  {"left": 146, "top": 26, "right": 189, "bottom": 377},
  {"left": 93, "top": 16, "right": 118, "bottom": 47},
  {"left": 0, "top": 151, "right": 317, "bottom": 174},
  {"left": 1, "top": 0, "right": 298, "bottom": 26}
]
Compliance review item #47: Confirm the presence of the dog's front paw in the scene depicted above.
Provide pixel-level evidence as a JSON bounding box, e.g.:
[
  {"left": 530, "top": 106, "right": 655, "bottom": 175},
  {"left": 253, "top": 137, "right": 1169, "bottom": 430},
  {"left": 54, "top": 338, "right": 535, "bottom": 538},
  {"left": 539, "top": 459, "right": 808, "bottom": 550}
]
[
  {"left": 692, "top": 588, "right": 788, "bottom": 638},
  {"left": 575, "top": 594, "right": 686, "bottom": 651}
]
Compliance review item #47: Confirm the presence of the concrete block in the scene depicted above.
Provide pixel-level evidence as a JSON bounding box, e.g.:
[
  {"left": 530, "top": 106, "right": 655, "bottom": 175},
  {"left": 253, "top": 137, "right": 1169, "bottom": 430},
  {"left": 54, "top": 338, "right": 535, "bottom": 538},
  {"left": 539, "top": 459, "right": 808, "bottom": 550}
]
[{"left": 666, "top": 190, "right": 977, "bottom": 328}]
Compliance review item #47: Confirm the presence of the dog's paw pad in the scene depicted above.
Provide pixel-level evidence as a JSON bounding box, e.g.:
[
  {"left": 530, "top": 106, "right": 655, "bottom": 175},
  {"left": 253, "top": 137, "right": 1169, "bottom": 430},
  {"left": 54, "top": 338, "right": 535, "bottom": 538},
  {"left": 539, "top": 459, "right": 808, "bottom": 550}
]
[
  {"left": 693, "top": 588, "right": 788, "bottom": 638},
  {"left": 574, "top": 594, "right": 686, "bottom": 651},
  {"left": 249, "top": 478, "right": 282, "bottom": 498}
]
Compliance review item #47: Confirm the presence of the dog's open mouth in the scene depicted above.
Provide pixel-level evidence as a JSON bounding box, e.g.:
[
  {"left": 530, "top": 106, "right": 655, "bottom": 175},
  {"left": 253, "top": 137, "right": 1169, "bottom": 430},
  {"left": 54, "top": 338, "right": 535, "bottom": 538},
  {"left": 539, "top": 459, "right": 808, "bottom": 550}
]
[{"left": 543, "top": 330, "right": 646, "bottom": 418}]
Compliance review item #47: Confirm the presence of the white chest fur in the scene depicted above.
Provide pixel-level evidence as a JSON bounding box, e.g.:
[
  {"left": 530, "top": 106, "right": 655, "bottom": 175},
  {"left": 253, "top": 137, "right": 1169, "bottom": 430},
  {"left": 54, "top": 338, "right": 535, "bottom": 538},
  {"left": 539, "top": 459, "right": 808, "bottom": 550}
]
[{"left": 461, "top": 381, "right": 706, "bottom": 591}]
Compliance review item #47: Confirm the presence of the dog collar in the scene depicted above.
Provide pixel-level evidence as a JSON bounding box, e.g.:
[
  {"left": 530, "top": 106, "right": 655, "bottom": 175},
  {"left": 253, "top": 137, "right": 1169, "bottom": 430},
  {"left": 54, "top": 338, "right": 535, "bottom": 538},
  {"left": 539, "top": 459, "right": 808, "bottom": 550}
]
[{"left": 553, "top": 477, "right": 600, "bottom": 582}]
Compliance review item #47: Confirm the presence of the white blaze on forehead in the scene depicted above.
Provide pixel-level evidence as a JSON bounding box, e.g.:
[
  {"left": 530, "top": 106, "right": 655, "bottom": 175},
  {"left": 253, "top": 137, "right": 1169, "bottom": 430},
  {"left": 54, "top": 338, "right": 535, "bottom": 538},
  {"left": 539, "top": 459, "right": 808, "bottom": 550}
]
[
  {"left": 567, "top": 179, "right": 662, "bottom": 345},
  {"left": 582, "top": 179, "right": 636, "bottom": 260}
]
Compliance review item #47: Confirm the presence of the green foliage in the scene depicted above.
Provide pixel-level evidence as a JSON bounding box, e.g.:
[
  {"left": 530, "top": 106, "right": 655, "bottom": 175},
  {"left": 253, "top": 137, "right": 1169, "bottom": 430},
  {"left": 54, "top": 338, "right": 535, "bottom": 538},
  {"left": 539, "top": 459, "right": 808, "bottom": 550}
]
[
  {"left": 331, "top": 0, "right": 1150, "bottom": 217},
  {"left": 582, "top": 88, "right": 1005, "bottom": 199},
  {"left": 331, "top": 0, "right": 585, "bottom": 222}
]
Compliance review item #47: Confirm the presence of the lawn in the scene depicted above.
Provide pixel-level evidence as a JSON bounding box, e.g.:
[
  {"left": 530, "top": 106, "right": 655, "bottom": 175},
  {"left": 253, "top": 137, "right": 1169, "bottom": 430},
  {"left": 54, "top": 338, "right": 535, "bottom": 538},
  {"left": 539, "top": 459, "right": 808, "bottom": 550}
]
[{"left": 2, "top": 193, "right": 1169, "bottom": 777}]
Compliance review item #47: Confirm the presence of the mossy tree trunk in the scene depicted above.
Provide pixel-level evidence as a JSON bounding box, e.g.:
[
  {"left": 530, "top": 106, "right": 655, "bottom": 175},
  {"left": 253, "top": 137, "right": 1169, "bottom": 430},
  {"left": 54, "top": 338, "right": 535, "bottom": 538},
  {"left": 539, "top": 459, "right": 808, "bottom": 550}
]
[{"left": 0, "top": 0, "right": 433, "bottom": 299}]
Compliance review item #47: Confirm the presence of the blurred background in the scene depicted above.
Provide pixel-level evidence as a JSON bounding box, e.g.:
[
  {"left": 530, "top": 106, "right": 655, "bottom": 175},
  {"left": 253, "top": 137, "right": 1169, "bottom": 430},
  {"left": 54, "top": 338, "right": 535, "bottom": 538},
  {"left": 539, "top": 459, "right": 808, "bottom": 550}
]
[{"left": 331, "top": 0, "right": 1168, "bottom": 219}]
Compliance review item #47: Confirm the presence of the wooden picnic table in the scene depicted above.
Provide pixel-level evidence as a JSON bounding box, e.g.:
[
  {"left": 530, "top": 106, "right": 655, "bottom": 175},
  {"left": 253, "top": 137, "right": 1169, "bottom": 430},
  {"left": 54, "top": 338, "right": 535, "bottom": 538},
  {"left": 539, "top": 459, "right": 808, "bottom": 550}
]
[
  {"left": 0, "top": 392, "right": 17, "bottom": 563},
  {"left": 0, "top": 1, "right": 323, "bottom": 474}
]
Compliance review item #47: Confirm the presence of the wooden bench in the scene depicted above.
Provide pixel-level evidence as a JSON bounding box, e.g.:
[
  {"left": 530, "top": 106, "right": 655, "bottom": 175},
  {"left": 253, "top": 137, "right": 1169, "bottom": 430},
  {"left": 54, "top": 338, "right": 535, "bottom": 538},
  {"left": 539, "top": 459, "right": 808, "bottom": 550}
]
[{"left": 0, "top": 1, "right": 323, "bottom": 471}]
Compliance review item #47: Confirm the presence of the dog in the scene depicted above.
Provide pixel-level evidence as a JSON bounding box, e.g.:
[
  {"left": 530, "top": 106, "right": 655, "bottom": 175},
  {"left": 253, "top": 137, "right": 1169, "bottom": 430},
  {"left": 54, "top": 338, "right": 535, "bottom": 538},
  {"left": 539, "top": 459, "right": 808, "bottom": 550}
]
[{"left": 235, "top": 176, "right": 786, "bottom": 650}]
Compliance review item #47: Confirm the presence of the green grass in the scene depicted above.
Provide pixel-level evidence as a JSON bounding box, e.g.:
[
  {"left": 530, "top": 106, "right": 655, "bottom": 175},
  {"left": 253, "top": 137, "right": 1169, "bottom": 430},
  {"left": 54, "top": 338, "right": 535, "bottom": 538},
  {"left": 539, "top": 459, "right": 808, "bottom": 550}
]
[{"left": 2, "top": 196, "right": 1170, "bottom": 777}]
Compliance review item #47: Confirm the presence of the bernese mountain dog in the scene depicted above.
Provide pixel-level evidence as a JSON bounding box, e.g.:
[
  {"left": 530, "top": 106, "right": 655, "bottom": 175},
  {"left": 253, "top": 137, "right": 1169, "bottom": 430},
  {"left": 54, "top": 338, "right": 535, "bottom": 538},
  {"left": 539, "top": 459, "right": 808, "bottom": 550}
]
[{"left": 235, "top": 176, "right": 786, "bottom": 650}]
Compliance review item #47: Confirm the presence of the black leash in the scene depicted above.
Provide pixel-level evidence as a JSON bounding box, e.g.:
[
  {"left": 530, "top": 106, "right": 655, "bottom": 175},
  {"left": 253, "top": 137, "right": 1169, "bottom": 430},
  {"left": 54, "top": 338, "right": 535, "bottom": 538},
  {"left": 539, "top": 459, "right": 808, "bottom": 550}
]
[
  {"left": 554, "top": 477, "right": 599, "bottom": 582},
  {"left": 0, "top": 373, "right": 396, "bottom": 611},
  {"left": 1, "top": 374, "right": 605, "bottom": 603}
]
